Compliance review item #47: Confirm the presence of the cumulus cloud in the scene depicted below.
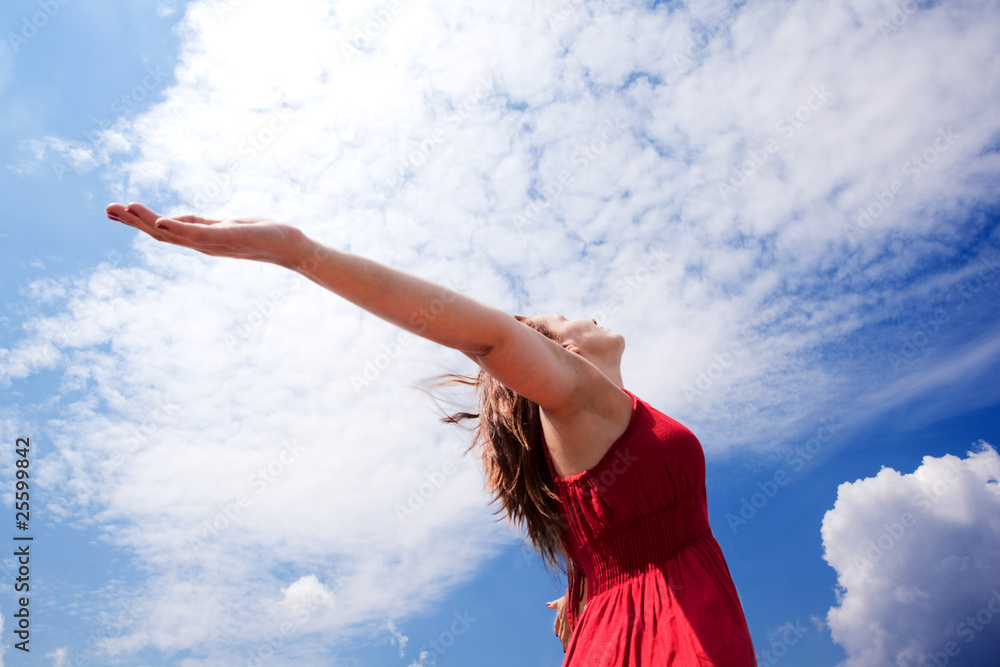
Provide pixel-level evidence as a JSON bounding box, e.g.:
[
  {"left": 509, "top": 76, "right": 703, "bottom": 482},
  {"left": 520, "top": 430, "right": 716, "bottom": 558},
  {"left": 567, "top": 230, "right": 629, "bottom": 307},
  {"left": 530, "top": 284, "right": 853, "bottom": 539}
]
[
  {"left": 821, "top": 443, "right": 1000, "bottom": 667},
  {"left": 1, "top": 0, "right": 999, "bottom": 663}
]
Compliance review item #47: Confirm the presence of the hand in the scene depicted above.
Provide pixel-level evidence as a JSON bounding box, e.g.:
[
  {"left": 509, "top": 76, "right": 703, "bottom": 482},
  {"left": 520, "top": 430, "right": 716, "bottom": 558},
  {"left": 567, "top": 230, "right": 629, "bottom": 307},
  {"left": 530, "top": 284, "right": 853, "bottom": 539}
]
[
  {"left": 546, "top": 594, "right": 571, "bottom": 652},
  {"left": 106, "top": 202, "right": 308, "bottom": 269}
]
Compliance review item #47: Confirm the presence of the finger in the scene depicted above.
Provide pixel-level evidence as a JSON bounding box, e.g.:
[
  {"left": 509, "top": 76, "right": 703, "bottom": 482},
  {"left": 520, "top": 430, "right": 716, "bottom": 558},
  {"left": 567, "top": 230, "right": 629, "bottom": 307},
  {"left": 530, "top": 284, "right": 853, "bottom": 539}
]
[
  {"left": 173, "top": 214, "right": 220, "bottom": 225},
  {"left": 152, "top": 217, "right": 177, "bottom": 235},
  {"left": 113, "top": 203, "right": 158, "bottom": 231},
  {"left": 110, "top": 204, "right": 175, "bottom": 242},
  {"left": 106, "top": 203, "right": 130, "bottom": 223},
  {"left": 151, "top": 216, "right": 228, "bottom": 248},
  {"left": 113, "top": 203, "right": 198, "bottom": 244},
  {"left": 546, "top": 601, "right": 557, "bottom": 608},
  {"left": 123, "top": 202, "right": 165, "bottom": 225}
]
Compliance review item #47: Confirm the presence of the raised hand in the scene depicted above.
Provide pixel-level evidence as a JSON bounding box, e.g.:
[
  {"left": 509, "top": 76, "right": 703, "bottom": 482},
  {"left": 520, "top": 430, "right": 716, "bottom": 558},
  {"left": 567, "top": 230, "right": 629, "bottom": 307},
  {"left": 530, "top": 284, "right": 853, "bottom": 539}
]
[{"left": 106, "top": 202, "right": 308, "bottom": 269}]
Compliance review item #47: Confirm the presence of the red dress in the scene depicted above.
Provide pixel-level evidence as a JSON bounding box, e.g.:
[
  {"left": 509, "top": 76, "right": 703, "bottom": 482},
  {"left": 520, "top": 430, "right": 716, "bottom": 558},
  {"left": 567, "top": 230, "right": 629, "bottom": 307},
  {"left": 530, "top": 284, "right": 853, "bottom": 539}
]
[{"left": 542, "top": 387, "right": 757, "bottom": 666}]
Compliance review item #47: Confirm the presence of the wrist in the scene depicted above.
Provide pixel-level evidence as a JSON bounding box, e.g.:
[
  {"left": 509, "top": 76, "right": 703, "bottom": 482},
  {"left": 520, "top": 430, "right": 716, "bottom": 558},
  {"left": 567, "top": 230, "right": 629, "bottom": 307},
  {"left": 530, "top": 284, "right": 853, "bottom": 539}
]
[{"left": 283, "top": 230, "right": 327, "bottom": 275}]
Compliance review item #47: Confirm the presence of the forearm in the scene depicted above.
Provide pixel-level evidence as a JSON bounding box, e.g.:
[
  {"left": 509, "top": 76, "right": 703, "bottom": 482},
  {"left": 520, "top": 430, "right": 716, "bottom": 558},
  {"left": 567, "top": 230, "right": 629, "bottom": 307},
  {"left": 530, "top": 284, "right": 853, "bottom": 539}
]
[{"left": 288, "top": 233, "right": 508, "bottom": 354}]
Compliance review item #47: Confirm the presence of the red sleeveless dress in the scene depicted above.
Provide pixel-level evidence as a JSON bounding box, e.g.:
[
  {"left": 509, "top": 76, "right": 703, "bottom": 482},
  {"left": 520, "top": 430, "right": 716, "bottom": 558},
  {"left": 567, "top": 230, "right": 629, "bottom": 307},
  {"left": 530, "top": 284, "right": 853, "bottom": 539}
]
[{"left": 541, "top": 387, "right": 757, "bottom": 666}]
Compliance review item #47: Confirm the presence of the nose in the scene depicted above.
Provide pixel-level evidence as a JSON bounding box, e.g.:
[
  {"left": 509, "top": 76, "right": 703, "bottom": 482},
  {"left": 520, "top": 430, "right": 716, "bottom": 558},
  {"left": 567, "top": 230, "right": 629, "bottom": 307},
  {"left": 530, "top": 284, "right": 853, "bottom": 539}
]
[{"left": 592, "top": 319, "right": 598, "bottom": 325}]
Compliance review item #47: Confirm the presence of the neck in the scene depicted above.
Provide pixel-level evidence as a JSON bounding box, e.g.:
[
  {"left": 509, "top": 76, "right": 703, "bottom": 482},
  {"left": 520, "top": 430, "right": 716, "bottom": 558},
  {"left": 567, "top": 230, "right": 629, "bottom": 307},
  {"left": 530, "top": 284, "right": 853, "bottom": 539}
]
[{"left": 595, "top": 361, "right": 623, "bottom": 387}]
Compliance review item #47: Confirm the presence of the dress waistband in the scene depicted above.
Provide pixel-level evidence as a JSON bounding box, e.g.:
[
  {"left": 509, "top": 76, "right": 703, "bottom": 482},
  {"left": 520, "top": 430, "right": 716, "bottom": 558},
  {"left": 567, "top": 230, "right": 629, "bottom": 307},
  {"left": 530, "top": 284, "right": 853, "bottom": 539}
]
[{"left": 572, "top": 494, "right": 711, "bottom": 598}]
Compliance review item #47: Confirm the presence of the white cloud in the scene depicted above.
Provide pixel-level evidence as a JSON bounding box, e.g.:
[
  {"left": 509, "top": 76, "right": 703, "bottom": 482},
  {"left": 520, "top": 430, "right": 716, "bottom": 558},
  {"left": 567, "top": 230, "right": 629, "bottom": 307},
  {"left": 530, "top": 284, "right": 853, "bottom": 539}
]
[
  {"left": 157, "top": 1, "right": 179, "bottom": 18},
  {"left": 406, "top": 650, "right": 432, "bottom": 667},
  {"left": 386, "top": 619, "right": 409, "bottom": 657},
  {"left": 821, "top": 443, "right": 1000, "bottom": 667},
  {"left": 45, "top": 647, "right": 68, "bottom": 667},
  {"left": 2, "top": 0, "right": 1000, "bottom": 663}
]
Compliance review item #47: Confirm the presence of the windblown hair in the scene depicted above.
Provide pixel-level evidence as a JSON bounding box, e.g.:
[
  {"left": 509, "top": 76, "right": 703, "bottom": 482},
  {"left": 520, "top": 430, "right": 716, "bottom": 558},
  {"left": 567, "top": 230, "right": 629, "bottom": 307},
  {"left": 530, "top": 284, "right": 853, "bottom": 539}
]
[{"left": 430, "top": 315, "right": 567, "bottom": 572}]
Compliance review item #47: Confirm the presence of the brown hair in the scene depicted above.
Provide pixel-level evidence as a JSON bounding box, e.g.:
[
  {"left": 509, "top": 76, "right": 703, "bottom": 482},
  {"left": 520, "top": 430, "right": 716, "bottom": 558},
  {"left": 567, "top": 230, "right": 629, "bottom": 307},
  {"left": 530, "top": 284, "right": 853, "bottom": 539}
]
[{"left": 430, "top": 315, "right": 567, "bottom": 572}]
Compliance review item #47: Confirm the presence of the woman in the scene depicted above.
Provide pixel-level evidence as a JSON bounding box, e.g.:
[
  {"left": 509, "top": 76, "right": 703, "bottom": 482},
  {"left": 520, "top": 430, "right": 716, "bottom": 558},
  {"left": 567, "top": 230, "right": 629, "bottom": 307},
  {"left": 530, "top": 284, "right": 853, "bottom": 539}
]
[{"left": 106, "top": 202, "right": 757, "bottom": 665}]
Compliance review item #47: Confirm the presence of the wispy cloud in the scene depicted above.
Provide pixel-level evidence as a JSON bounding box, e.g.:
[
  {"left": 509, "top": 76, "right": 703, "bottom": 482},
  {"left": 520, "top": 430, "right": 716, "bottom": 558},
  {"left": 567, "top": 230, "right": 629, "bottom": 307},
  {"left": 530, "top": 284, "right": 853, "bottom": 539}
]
[{"left": 3, "top": 0, "right": 1000, "bottom": 663}]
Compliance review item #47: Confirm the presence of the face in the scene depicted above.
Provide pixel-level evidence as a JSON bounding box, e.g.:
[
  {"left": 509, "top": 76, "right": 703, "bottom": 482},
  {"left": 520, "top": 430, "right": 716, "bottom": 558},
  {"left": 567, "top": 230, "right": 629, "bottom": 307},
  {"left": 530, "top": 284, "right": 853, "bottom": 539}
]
[{"left": 530, "top": 314, "right": 626, "bottom": 362}]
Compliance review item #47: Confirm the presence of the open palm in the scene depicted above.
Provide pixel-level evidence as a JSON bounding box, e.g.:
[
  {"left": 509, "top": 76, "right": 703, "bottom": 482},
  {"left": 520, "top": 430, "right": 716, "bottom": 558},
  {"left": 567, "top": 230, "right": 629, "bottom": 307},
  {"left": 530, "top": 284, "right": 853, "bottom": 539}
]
[{"left": 107, "top": 202, "right": 307, "bottom": 268}]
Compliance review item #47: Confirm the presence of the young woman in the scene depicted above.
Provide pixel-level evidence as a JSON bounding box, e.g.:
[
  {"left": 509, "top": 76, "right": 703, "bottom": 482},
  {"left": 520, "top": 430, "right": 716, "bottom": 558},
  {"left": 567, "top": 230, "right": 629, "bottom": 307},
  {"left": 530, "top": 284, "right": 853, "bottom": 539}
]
[{"left": 105, "top": 202, "right": 757, "bottom": 666}]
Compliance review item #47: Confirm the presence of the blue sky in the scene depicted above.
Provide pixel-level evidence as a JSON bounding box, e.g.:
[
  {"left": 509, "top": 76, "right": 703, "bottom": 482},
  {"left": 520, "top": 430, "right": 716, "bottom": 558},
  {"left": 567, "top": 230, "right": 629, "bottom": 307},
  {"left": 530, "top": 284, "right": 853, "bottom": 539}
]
[{"left": 1, "top": 1, "right": 999, "bottom": 666}]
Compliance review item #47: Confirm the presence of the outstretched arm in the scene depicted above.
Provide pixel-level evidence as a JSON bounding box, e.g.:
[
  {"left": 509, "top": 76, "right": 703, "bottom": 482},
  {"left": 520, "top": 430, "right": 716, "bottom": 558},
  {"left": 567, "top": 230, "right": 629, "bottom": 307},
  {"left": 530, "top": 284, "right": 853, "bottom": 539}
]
[{"left": 107, "top": 203, "right": 608, "bottom": 415}]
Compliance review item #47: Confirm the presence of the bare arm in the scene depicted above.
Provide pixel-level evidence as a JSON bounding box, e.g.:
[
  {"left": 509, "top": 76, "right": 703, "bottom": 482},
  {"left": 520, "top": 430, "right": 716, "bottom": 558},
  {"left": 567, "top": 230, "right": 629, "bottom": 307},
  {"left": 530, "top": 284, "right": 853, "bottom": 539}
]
[
  {"left": 288, "top": 235, "right": 593, "bottom": 413},
  {"left": 107, "top": 203, "right": 596, "bottom": 413}
]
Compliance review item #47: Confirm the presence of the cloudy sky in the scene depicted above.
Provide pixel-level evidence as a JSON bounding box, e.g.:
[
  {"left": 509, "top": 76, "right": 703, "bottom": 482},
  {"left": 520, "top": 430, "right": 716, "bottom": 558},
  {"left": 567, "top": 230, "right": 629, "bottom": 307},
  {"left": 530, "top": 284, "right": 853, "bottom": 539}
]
[{"left": 1, "top": 0, "right": 999, "bottom": 665}]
